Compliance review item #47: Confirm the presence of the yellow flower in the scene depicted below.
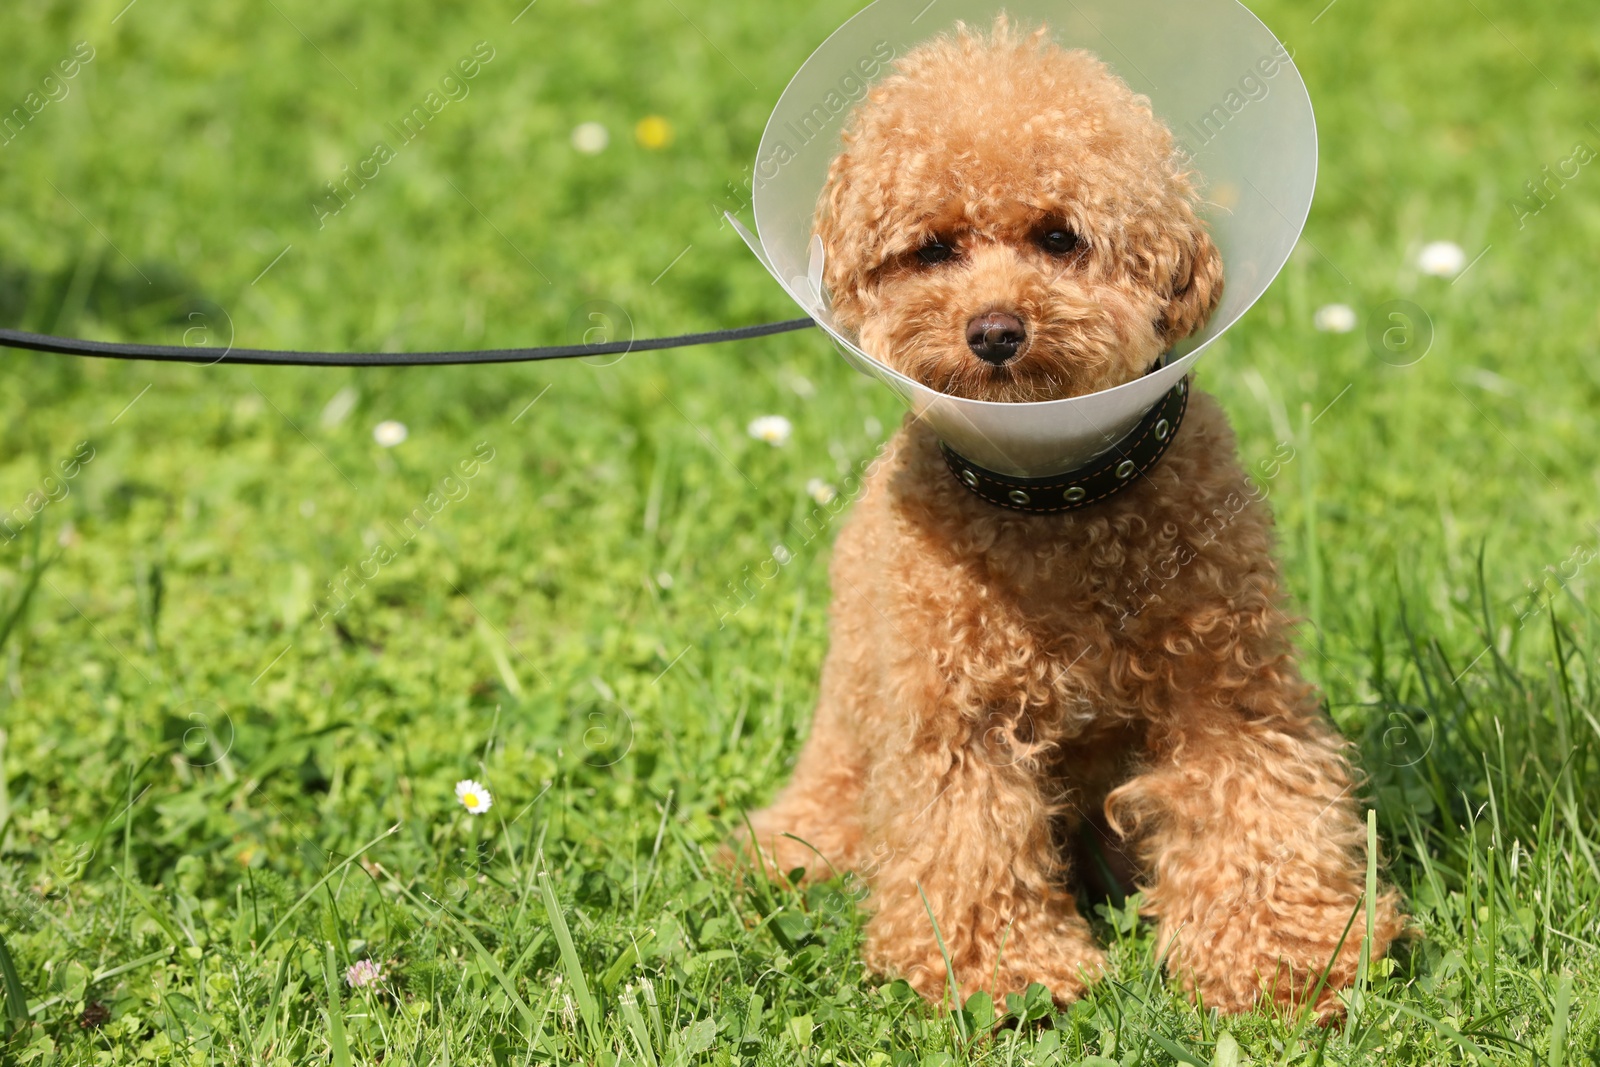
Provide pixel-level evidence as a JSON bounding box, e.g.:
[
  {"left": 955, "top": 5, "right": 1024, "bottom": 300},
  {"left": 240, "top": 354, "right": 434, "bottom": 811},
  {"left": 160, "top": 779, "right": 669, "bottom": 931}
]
[{"left": 635, "top": 116, "right": 673, "bottom": 150}]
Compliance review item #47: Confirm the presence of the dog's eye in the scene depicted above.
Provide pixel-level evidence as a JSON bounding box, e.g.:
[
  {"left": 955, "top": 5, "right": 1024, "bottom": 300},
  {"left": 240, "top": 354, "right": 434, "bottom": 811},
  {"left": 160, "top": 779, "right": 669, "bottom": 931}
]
[
  {"left": 1039, "top": 229, "right": 1081, "bottom": 256},
  {"left": 917, "top": 240, "right": 955, "bottom": 265}
]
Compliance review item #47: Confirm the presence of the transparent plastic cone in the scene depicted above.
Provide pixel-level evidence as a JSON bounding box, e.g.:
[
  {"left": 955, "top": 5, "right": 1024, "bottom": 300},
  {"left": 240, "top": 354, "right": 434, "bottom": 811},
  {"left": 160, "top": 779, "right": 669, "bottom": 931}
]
[{"left": 728, "top": 0, "right": 1316, "bottom": 478}]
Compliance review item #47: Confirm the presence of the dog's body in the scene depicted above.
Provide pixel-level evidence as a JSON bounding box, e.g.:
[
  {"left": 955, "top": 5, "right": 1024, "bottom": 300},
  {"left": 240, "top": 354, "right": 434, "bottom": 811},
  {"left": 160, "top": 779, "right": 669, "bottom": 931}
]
[{"left": 744, "top": 22, "right": 1401, "bottom": 1014}]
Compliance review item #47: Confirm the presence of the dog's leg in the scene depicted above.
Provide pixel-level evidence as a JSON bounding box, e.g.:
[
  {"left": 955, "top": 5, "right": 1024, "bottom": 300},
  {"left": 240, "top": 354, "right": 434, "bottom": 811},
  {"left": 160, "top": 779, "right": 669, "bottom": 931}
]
[
  {"left": 859, "top": 719, "right": 1105, "bottom": 1006},
  {"left": 741, "top": 647, "right": 869, "bottom": 883},
  {"left": 1107, "top": 714, "right": 1404, "bottom": 1016}
]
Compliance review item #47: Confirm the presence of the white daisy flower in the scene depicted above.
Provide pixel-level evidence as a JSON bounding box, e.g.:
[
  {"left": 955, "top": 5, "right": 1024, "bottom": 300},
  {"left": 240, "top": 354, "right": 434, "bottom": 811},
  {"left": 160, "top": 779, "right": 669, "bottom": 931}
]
[
  {"left": 372, "top": 420, "right": 408, "bottom": 447},
  {"left": 571, "top": 122, "right": 609, "bottom": 154},
  {"left": 747, "top": 414, "right": 792, "bottom": 446},
  {"left": 1312, "top": 303, "right": 1357, "bottom": 333},
  {"left": 806, "top": 478, "right": 837, "bottom": 505},
  {"left": 1417, "top": 240, "right": 1467, "bottom": 277},
  {"left": 455, "top": 779, "right": 493, "bottom": 815},
  {"left": 345, "top": 959, "right": 383, "bottom": 988}
]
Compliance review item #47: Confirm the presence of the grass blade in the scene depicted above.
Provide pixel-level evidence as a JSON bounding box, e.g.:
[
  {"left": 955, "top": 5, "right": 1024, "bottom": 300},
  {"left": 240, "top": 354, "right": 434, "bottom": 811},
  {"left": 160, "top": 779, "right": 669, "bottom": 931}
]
[
  {"left": 916, "top": 881, "right": 969, "bottom": 1044},
  {"left": 0, "top": 520, "right": 49, "bottom": 655},
  {"left": 1548, "top": 972, "right": 1572, "bottom": 1067},
  {"left": 256, "top": 824, "right": 400, "bottom": 953},
  {"left": 451, "top": 919, "right": 540, "bottom": 1033},
  {"left": 1150, "top": 1033, "right": 1206, "bottom": 1066},
  {"left": 618, "top": 987, "right": 660, "bottom": 1067},
  {"left": 322, "top": 941, "right": 352, "bottom": 1067},
  {"left": 538, "top": 864, "right": 600, "bottom": 1042},
  {"left": 1362, "top": 808, "right": 1377, "bottom": 990},
  {"left": 367, "top": 861, "right": 539, "bottom": 1033},
  {"left": 0, "top": 931, "right": 30, "bottom": 1028},
  {"left": 28, "top": 947, "right": 173, "bottom": 1017}
]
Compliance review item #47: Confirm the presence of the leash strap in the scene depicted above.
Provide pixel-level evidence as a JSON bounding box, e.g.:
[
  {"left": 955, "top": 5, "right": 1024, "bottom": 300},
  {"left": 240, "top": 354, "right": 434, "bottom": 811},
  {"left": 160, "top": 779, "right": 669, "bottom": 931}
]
[
  {"left": 0, "top": 317, "right": 817, "bottom": 368},
  {"left": 940, "top": 376, "right": 1191, "bottom": 514}
]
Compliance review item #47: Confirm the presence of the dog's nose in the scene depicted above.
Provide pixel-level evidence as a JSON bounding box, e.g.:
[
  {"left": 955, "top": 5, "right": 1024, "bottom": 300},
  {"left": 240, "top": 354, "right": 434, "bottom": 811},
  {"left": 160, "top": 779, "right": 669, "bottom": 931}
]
[{"left": 965, "top": 311, "right": 1026, "bottom": 365}]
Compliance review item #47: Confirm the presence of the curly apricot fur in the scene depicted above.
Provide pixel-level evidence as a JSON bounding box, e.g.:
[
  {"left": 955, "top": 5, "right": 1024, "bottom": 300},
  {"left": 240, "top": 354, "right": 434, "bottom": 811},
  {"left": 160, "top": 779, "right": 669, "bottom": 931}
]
[{"left": 738, "top": 18, "right": 1403, "bottom": 1018}]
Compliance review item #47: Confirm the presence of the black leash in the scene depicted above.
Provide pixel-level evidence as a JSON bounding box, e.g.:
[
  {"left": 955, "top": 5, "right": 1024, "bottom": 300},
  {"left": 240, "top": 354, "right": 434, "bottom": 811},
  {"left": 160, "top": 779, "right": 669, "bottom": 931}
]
[{"left": 0, "top": 317, "right": 817, "bottom": 368}]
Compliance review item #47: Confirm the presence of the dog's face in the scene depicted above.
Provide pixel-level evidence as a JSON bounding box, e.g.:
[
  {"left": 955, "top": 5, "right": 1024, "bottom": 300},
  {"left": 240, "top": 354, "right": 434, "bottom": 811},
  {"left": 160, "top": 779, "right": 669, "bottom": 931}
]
[{"left": 816, "top": 23, "right": 1223, "bottom": 403}]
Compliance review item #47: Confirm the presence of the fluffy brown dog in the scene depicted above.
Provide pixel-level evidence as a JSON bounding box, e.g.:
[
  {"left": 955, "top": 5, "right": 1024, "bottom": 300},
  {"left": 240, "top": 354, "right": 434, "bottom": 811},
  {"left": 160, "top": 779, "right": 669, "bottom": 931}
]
[{"left": 742, "top": 21, "right": 1403, "bottom": 1015}]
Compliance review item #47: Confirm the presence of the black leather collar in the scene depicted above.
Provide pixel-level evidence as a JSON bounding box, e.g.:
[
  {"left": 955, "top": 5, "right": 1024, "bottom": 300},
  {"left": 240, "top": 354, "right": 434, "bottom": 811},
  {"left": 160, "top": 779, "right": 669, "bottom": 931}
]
[{"left": 940, "top": 375, "right": 1190, "bottom": 514}]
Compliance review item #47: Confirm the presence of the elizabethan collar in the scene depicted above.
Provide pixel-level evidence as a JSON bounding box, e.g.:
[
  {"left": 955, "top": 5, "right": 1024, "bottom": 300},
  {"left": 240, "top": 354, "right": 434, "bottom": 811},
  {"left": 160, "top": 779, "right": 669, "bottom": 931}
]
[{"left": 728, "top": 0, "right": 1316, "bottom": 479}]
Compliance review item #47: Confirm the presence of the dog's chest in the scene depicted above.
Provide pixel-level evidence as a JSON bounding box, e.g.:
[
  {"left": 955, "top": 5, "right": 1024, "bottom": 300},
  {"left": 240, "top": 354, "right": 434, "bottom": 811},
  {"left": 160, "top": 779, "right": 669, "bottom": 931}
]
[
  {"left": 939, "top": 509, "right": 1197, "bottom": 732},
  {"left": 871, "top": 408, "right": 1262, "bottom": 732}
]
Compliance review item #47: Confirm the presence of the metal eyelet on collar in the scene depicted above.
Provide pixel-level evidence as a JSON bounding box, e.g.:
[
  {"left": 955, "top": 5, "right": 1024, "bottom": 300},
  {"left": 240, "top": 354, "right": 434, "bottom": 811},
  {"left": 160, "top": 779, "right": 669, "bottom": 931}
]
[{"left": 939, "top": 375, "right": 1190, "bottom": 514}]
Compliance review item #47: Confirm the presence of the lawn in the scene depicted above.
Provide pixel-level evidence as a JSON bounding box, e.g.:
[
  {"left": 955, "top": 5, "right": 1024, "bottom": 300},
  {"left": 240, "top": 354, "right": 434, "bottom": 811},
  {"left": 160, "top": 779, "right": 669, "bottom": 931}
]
[{"left": 1, "top": 0, "right": 1598, "bottom": 1063}]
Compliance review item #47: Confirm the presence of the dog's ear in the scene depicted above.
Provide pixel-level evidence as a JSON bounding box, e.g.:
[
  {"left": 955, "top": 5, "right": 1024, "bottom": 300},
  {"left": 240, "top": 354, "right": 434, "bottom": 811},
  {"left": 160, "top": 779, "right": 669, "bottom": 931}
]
[
  {"left": 1159, "top": 224, "right": 1224, "bottom": 342},
  {"left": 819, "top": 149, "right": 870, "bottom": 326},
  {"left": 819, "top": 135, "right": 908, "bottom": 331}
]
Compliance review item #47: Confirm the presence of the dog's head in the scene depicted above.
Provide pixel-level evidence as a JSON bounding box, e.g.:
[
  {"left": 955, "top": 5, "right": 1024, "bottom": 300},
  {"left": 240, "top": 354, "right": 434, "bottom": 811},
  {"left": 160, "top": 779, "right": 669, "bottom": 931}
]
[{"left": 816, "top": 20, "right": 1223, "bottom": 403}]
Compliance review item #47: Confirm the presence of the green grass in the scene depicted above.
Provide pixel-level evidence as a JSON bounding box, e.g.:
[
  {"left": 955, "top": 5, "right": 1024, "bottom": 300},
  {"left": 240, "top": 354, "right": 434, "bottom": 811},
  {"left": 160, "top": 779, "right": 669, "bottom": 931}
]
[{"left": 1, "top": 0, "right": 1599, "bottom": 1062}]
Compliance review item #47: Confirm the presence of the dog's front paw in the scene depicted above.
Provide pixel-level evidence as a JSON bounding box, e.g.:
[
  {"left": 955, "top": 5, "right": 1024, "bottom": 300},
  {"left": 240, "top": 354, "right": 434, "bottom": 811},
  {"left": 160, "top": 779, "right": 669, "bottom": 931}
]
[
  {"left": 868, "top": 911, "right": 1107, "bottom": 1009},
  {"left": 1160, "top": 889, "right": 1405, "bottom": 1018},
  {"left": 985, "top": 935, "right": 1107, "bottom": 1008}
]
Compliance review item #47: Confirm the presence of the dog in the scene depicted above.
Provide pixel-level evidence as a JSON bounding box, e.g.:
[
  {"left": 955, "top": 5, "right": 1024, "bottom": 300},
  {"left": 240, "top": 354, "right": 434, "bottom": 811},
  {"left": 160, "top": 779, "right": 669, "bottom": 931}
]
[{"left": 741, "top": 19, "right": 1403, "bottom": 1016}]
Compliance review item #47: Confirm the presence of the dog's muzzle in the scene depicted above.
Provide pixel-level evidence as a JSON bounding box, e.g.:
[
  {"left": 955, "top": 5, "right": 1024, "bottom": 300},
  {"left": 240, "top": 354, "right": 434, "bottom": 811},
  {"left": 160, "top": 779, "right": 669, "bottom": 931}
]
[{"left": 940, "top": 375, "right": 1190, "bottom": 514}]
